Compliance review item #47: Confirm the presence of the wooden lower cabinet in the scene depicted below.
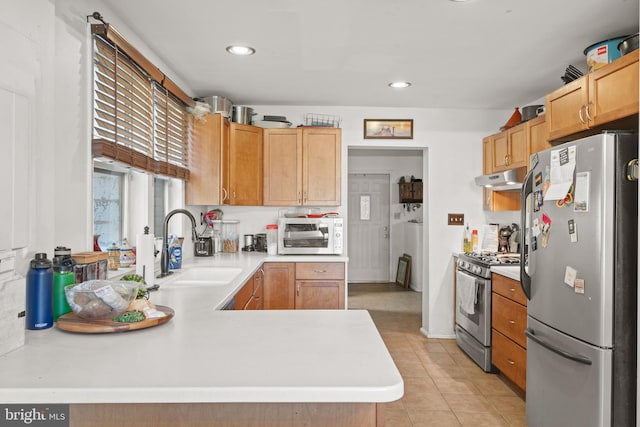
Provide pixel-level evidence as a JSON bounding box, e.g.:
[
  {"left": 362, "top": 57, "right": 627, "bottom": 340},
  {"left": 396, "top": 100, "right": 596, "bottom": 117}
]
[
  {"left": 234, "top": 268, "right": 265, "bottom": 310},
  {"left": 70, "top": 402, "right": 384, "bottom": 427},
  {"left": 492, "top": 329, "right": 527, "bottom": 391},
  {"left": 491, "top": 273, "right": 527, "bottom": 392},
  {"left": 263, "top": 262, "right": 296, "bottom": 309},
  {"left": 263, "top": 262, "right": 346, "bottom": 310}
]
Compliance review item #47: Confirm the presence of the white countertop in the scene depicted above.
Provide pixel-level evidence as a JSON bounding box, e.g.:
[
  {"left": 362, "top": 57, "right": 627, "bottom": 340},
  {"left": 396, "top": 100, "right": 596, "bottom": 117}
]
[
  {"left": 490, "top": 265, "right": 520, "bottom": 281},
  {"left": 0, "top": 253, "right": 405, "bottom": 405}
]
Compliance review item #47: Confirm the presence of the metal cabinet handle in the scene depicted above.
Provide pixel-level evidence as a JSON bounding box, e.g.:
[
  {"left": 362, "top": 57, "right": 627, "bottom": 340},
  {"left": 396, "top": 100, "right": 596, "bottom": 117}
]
[
  {"left": 504, "top": 154, "right": 509, "bottom": 166},
  {"left": 509, "top": 288, "right": 516, "bottom": 292},
  {"left": 578, "top": 106, "right": 586, "bottom": 124},
  {"left": 303, "top": 191, "right": 307, "bottom": 203},
  {"left": 298, "top": 191, "right": 302, "bottom": 204},
  {"left": 222, "top": 187, "right": 228, "bottom": 202},
  {"left": 585, "top": 102, "right": 593, "bottom": 121},
  {"left": 313, "top": 269, "right": 327, "bottom": 274},
  {"left": 507, "top": 359, "right": 516, "bottom": 365},
  {"left": 296, "top": 283, "right": 300, "bottom": 296},
  {"left": 233, "top": 191, "right": 236, "bottom": 200},
  {"left": 508, "top": 320, "right": 516, "bottom": 324}
]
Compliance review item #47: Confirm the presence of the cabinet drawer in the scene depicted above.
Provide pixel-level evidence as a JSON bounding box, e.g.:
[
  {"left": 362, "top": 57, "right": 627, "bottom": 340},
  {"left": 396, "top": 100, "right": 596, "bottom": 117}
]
[
  {"left": 492, "top": 273, "right": 527, "bottom": 306},
  {"left": 492, "top": 293, "right": 527, "bottom": 348},
  {"left": 492, "top": 329, "right": 526, "bottom": 391},
  {"left": 295, "top": 262, "right": 344, "bottom": 280}
]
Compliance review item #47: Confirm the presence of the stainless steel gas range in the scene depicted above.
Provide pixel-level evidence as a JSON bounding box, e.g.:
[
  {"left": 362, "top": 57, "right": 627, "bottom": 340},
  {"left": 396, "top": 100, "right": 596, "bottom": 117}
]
[{"left": 455, "top": 252, "right": 520, "bottom": 372}]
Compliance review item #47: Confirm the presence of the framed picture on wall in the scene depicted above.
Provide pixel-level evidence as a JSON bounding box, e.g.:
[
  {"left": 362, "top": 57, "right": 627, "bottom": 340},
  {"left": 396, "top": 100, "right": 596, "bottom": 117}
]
[{"left": 364, "top": 119, "right": 413, "bottom": 139}]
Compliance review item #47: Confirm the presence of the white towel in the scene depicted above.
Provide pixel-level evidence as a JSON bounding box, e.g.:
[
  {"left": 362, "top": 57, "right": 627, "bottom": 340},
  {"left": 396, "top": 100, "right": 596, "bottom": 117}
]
[{"left": 457, "top": 271, "right": 478, "bottom": 315}]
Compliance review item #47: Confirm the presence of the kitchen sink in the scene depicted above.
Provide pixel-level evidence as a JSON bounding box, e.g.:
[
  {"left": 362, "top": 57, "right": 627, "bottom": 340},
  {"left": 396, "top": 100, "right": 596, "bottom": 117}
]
[{"left": 164, "top": 267, "right": 243, "bottom": 287}]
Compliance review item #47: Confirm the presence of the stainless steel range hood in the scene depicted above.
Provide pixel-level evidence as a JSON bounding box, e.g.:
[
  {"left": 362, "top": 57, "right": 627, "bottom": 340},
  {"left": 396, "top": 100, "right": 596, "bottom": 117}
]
[{"left": 474, "top": 167, "right": 526, "bottom": 191}]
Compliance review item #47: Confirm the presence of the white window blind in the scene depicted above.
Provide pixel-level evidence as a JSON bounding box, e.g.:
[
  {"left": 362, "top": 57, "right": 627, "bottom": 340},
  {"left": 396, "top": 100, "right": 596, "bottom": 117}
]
[{"left": 91, "top": 29, "right": 190, "bottom": 179}]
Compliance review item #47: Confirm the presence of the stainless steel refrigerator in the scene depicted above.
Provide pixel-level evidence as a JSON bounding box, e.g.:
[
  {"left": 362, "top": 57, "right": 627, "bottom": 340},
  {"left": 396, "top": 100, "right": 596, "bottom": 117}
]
[{"left": 520, "top": 132, "right": 638, "bottom": 427}]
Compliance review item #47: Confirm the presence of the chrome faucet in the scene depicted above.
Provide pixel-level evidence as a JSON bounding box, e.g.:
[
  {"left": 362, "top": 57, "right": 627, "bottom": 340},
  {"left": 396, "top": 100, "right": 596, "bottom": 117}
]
[{"left": 159, "top": 209, "right": 199, "bottom": 277}]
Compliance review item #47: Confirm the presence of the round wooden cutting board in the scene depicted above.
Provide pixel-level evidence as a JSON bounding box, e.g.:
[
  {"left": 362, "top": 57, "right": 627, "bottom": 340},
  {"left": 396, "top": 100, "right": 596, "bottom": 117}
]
[{"left": 56, "top": 305, "right": 174, "bottom": 333}]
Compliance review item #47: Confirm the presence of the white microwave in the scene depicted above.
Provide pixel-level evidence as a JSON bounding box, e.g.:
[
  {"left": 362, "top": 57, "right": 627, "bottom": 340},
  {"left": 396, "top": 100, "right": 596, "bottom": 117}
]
[{"left": 277, "top": 217, "right": 343, "bottom": 255}]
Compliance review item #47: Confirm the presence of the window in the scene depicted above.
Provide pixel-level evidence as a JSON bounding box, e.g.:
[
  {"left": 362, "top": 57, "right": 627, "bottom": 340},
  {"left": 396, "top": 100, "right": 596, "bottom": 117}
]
[
  {"left": 93, "top": 168, "right": 124, "bottom": 250},
  {"left": 90, "top": 24, "right": 192, "bottom": 253}
]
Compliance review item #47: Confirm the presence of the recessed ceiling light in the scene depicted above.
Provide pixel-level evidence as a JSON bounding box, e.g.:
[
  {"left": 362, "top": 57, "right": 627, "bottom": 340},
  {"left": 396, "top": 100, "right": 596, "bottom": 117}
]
[
  {"left": 226, "top": 45, "right": 256, "bottom": 56},
  {"left": 388, "top": 81, "right": 412, "bottom": 89}
]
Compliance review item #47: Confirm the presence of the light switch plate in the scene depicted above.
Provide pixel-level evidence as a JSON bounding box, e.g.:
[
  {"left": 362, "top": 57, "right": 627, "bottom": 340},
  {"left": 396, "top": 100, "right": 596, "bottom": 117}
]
[{"left": 448, "top": 213, "right": 464, "bottom": 226}]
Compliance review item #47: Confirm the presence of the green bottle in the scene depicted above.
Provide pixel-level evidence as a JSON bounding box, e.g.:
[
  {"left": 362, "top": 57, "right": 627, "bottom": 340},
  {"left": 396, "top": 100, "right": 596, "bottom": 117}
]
[{"left": 52, "top": 248, "right": 76, "bottom": 321}]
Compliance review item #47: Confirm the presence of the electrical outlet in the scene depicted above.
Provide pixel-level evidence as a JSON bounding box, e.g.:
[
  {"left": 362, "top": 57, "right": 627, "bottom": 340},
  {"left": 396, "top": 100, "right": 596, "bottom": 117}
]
[{"left": 448, "top": 213, "right": 464, "bottom": 226}]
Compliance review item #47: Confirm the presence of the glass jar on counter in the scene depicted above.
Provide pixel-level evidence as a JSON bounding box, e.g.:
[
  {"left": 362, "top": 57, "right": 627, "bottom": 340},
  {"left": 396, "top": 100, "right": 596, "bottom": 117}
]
[
  {"left": 266, "top": 224, "right": 278, "bottom": 255},
  {"left": 222, "top": 220, "right": 239, "bottom": 253}
]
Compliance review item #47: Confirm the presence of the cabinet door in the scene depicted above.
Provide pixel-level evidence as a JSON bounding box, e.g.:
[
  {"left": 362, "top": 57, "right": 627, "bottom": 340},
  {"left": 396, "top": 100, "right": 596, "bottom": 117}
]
[
  {"left": 507, "top": 126, "right": 527, "bottom": 169},
  {"left": 589, "top": 50, "right": 639, "bottom": 127},
  {"left": 263, "top": 262, "right": 295, "bottom": 309},
  {"left": 546, "top": 77, "right": 589, "bottom": 141},
  {"left": 302, "top": 128, "right": 341, "bottom": 206},
  {"left": 252, "top": 268, "right": 264, "bottom": 310},
  {"left": 526, "top": 115, "right": 550, "bottom": 168},
  {"left": 411, "top": 182, "right": 423, "bottom": 202},
  {"left": 295, "top": 280, "right": 345, "bottom": 309},
  {"left": 491, "top": 132, "right": 509, "bottom": 171},
  {"left": 186, "top": 114, "right": 226, "bottom": 206},
  {"left": 482, "top": 136, "right": 493, "bottom": 174},
  {"left": 399, "top": 183, "right": 412, "bottom": 203},
  {"left": 263, "top": 129, "right": 302, "bottom": 206},
  {"left": 229, "top": 123, "right": 263, "bottom": 206},
  {"left": 492, "top": 329, "right": 526, "bottom": 391},
  {"left": 234, "top": 276, "right": 254, "bottom": 310}
]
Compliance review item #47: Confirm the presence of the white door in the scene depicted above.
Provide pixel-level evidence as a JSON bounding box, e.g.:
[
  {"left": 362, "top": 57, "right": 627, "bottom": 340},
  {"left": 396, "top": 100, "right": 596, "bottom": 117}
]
[{"left": 348, "top": 174, "right": 390, "bottom": 282}]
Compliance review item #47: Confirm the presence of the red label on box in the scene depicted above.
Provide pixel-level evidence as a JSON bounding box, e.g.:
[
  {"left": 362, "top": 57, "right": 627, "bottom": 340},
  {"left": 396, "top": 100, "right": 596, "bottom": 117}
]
[{"left": 597, "top": 46, "right": 608, "bottom": 55}]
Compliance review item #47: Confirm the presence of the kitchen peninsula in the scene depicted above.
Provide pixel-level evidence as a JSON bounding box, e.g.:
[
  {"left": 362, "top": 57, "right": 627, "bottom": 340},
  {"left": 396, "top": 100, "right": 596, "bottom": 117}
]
[{"left": 0, "top": 254, "right": 403, "bottom": 426}]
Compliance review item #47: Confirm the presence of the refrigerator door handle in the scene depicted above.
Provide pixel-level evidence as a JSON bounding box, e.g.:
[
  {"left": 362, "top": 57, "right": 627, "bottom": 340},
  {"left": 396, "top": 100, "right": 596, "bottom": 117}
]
[
  {"left": 524, "top": 328, "right": 592, "bottom": 365},
  {"left": 519, "top": 169, "right": 534, "bottom": 299}
]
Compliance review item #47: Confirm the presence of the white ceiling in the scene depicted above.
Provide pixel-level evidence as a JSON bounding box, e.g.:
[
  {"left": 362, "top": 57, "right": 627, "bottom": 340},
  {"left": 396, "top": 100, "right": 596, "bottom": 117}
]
[{"left": 102, "top": 0, "right": 639, "bottom": 110}]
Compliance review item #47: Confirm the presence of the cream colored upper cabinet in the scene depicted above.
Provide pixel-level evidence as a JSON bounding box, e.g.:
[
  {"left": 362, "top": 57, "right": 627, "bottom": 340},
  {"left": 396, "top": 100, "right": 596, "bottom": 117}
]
[{"left": 263, "top": 128, "right": 341, "bottom": 206}]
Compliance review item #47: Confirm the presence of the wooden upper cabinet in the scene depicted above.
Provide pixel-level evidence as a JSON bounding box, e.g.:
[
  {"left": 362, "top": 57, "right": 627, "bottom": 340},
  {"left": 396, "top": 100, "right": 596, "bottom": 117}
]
[
  {"left": 546, "top": 50, "right": 638, "bottom": 142},
  {"left": 263, "top": 129, "right": 303, "bottom": 206},
  {"left": 263, "top": 127, "right": 341, "bottom": 206},
  {"left": 303, "top": 128, "right": 341, "bottom": 206},
  {"left": 545, "top": 77, "right": 589, "bottom": 141},
  {"left": 491, "top": 132, "right": 509, "bottom": 172},
  {"left": 185, "top": 114, "right": 228, "bottom": 206},
  {"left": 506, "top": 126, "right": 527, "bottom": 169},
  {"left": 526, "top": 115, "right": 550, "bottom": 168},
  {"left": 482, "top": 136, "right": 493, "bottom": 174},
  {"left": 589, "top": 49, "right": 639, "bottom": 127},
  {"left": 491, "top": 127, "right": 526, "bottom": 172},
  {"left": 228, "top": 123, "right": 263, "bottom": 206}
]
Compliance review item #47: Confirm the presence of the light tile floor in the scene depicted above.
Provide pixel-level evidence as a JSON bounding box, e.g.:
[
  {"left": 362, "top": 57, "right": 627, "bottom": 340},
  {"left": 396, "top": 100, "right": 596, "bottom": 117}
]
[{"left": 348, "top": 283, "right": 527, "bottom": 427}]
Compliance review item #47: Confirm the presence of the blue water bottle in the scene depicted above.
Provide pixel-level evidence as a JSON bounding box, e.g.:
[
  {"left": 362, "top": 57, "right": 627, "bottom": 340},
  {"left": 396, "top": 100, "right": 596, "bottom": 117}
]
[{"left": 26, "top": 253, "right": 54, "bottom": 330}]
